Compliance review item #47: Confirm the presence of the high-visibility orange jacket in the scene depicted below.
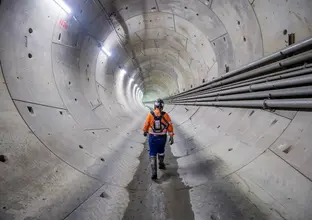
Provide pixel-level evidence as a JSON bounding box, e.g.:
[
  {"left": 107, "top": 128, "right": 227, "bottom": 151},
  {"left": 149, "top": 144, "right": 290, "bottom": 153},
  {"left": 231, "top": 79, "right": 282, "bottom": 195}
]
[{"left": 143, "top": 108, "right": 174, "bottom": 136}]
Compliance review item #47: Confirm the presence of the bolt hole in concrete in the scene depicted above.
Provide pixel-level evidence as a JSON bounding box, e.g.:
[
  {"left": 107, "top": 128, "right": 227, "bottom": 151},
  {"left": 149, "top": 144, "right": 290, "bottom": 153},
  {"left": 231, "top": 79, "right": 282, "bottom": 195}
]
[
  {"left": 283, "top": 29, "right": 288, "bottom": 35},
  {"left": 228, "top": 148, "right": 233, "bottom": 151},
  {"left": 58, "top": 33, "right": 61, "bottom": 40},
  {"left": 27, "top": 106, "right": 34, "bottom": 114},
  {"left": 237, "top": 20, "right": 240, "bottom": 25},
  {"left": 100, "top": 158, "right": 105, "bottom": 162},
  {"left": 224, "top": 37, "right": 226, "bottom": 41},
  {"left": 202, "top": 79, "right": 205, "bottom": 83},
  {"left": 283, "top": 145, "right": 292, "bottom": 154},
  {"left": 28, "top": 28, "right": 33, "bottom": 33},
  {"left": 79, "top": 145, "right": 83, "bottom": 149},
  {"left": 288, "top": 33, "right": 295, "bottom": 45},
  {"left": 59, "top": 111, "right": 63, "bottom": 115},
  {"left": 0, "top": 155, "right": 8, "bottom": 162},
  {"left": 28, "top": 53, "right": 32, "bottom": 58},
  {"left": 3, "top": 207, "right": 6, "bottom": 210},
  {"left": 243, "top": 36, "right": 246, "bottom": 42}
]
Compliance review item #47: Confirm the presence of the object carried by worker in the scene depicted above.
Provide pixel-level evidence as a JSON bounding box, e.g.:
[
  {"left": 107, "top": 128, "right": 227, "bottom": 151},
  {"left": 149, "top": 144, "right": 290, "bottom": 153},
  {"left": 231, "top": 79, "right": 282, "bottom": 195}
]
[{"left": 142, "top": 98, "right": 174, "bottom": 180}]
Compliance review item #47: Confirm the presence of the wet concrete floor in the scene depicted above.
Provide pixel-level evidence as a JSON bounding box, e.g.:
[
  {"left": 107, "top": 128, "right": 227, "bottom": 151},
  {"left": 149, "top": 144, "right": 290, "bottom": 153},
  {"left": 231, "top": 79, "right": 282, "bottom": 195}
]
[{"left": 122, "top": 141, "right": 195, "bottom": 220}]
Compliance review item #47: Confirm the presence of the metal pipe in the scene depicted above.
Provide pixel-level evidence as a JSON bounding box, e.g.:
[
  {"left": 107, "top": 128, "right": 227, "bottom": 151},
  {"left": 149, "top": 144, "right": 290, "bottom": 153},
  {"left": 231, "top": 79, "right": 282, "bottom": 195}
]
[
  {"left": 171, "top": 98, "right": 312, "bottom": 110},
  {"left": 173, "top": 74, "right": 312, "bottom": 101},
  {"left": 178, "top": 64, "right": 312, "bottom": 99},
  {"left": 171, "top": 86, "right": 312, "bottom": 102},
  {"left": 169, "top": 47, "right": 312, "bottom": 99},
  {"left": 173, "top": 67, "right": 312, "bottom": 101}
]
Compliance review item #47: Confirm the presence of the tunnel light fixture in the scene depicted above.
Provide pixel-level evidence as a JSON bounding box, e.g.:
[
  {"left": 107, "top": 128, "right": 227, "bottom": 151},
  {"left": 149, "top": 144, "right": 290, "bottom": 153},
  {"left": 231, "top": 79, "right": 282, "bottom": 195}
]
[
  {"left": 54, "top": 0, "right": 72, "bottom": 14},
  {"left": 120, "top": 68, "right": 127, "bottom": 75},
  {"left": 101, "top": 47, "right": 111, "bottom": 57}
]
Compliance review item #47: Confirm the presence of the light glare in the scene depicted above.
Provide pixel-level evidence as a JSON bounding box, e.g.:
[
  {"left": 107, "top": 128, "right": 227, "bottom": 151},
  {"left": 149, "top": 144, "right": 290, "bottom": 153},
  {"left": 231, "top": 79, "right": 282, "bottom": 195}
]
[
  {"left": 54, "top": 0, "right": 72, "bottom": 13},
  {"left": 102, "top": 47, "right": 111, "bottom": 57},
  {"left": 120, "top": 69, "right": 127, "bottom": 75}
]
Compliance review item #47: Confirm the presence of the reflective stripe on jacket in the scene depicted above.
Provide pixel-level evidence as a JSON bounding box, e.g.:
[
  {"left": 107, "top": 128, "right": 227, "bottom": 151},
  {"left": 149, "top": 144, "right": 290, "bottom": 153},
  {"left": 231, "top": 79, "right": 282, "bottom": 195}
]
[{"left": 142, "top": 109, "right": 174, "bottom": 136}]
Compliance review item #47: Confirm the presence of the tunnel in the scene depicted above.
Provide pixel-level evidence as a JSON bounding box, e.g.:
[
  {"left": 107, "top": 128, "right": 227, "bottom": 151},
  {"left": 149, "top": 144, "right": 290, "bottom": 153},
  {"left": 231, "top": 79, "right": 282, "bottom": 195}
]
[{"left": 1, "top": 0, "right": 312, "bottom": 219}]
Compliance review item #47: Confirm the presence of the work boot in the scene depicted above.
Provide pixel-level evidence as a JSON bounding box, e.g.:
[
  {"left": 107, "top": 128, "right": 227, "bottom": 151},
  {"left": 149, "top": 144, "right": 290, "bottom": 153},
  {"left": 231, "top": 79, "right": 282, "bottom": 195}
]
[
  {"left": 158, "top": 155, "right": 166, "bottom": 170},
  {"left": 150, "top": 156, "right": 157, "bottom": 180}
]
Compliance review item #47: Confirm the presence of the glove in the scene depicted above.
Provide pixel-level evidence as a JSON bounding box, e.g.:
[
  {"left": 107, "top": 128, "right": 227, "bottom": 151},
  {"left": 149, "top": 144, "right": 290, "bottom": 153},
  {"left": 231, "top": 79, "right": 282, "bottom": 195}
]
[
  {"left": 143, "top": 132, "right": 148, "bottom": 137},
  {"left": 169, "top": 136, "right": 174, "bottom": 145}
]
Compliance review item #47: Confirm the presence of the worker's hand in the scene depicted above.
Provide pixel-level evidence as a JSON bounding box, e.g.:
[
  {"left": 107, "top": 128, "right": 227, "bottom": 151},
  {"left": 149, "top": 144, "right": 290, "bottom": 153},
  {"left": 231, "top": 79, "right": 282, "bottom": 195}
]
[
  {"left": 169, "top": 136, "right": 174, "bottom": 145},
  {"left": 143, "top": 132, "right": 148, "bottom": 137}
]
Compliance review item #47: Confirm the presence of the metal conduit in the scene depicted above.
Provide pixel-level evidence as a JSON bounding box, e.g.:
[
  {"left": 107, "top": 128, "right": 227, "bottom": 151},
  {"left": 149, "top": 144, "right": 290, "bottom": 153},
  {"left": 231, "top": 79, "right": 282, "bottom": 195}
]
[
  {"left": 161, "top": 40, "right": 312, "bottom": 111},
  {"left": 166, "top": 50, "right": 312, "bottom": 100},
  {"left": 173, "top": 65, "right": 312, "bottom": 101},
  {"left": 167, "top": 37, "right": 312, "bottom": 99},
  {"left": 174, "top": 74, "right": 312, "bottom": 101}
]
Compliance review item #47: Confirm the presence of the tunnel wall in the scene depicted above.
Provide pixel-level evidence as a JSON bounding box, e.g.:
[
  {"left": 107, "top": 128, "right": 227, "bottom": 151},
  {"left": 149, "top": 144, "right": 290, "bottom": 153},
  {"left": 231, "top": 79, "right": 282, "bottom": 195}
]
[{"left": 0, "top": 0, "right": 312, "bottom": 219}]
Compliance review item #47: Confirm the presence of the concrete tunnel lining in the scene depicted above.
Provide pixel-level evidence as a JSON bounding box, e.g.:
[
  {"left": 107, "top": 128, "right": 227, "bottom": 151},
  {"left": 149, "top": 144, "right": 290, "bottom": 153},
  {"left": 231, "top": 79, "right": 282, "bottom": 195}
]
[{"left": 1, "top": 0, "right": 312, "bottom": 219}]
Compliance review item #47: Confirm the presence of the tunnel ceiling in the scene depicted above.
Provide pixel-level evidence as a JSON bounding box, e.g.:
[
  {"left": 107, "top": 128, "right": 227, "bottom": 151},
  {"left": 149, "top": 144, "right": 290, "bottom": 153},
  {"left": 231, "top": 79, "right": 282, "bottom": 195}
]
[{"left": 69, "top": 0, "right": 264, "bottom": 103}]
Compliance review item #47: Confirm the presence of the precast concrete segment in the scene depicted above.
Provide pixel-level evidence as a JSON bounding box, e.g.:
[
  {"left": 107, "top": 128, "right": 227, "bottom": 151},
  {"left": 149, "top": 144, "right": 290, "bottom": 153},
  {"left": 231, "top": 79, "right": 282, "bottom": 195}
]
[{"left": 1, "top": 0, "right": 312, "bottom": 219}]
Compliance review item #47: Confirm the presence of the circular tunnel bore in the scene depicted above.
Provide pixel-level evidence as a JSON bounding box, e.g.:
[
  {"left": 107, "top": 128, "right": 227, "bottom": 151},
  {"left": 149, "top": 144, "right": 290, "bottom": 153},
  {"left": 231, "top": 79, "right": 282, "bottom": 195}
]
[{"left": 0, "top": 0, "right": 312, "bottom": 220}]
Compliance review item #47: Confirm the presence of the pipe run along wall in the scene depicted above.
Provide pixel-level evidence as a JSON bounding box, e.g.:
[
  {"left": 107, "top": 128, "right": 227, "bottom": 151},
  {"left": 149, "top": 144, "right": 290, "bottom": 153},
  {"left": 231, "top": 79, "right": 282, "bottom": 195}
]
[{"left": 0, "top": 0, "right": 312, "bottom": 219}]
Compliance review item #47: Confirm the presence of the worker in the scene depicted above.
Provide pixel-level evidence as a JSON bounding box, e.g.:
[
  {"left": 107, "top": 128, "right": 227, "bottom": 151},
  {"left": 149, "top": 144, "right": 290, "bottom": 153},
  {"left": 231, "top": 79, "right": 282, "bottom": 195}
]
[{"left": 142, "top": 98, "right": 174, "bottom": 180}]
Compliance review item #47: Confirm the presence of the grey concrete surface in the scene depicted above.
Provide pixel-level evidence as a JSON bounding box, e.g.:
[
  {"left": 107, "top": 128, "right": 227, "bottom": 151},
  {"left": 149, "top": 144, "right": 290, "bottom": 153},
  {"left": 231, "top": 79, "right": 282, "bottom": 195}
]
[{"left": 1, "top": 0, "right": 312, "bottom": 219}]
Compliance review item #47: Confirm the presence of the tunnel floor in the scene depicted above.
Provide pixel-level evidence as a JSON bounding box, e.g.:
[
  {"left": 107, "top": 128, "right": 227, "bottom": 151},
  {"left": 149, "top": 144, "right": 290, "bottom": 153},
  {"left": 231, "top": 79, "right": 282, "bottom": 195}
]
[
  {"left": 122, "top": 141, "right": 195, "bottom": 220},
  {"left": 121, "top": 129, "right": 269, "bottom": 220}
]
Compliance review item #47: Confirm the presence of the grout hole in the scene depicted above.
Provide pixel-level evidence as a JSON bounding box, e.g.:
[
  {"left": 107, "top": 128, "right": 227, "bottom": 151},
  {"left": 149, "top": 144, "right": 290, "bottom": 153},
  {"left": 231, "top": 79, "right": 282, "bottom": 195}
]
[
  {"left": 184, "top": 6, "right": 187, "bottom": 9},
  {"left": 225, "top": 65, "right": 230, "bottom": 73},
  {"left": 17, "top": 76, "right": 20, "bottom": 79},
  {"left": 288, "top": 33, "right": 295, "bottom": 45},
  {"left": 202, "top": 79, "right": 205, "bottom": 83},
  {"left": 190, "top": 85, "right": 193, "bottom": 88},
  {"left": 228, "top": 148, "right": 233, "bottom": 151},
  {"left": 0, "top": 155, "right": 8, "bottom": 163},
  {"left": 87, "top": 64, "right": 89, "bottom": 67},
  {"left": 237, "top": 20, "right": 240, "bottom": 25},
  {"left": 217, "top": 125, "right": 220, "bottom": 128},
  {"left": 101, "top": 158, "right": 105, "bottom": 162},
  {"left": 243, "top": 36, "right": 246, "bottom": 42},
  {"left": 92, "top": 132, "right": 95, "bottom": 134},
  {"left": 283, "top": 29, "right": 288, "bottom": 35},
  {"left": 213, "top": 42, "right": 215, "bottom": 46},
  {"left": 28, "top": 53, "right": 32, "bottom": 58},
  {"left": 87, "top": 77, "right": 89, "bottom": 81},
  {"left": 3, "top": 206, "right": 6, "bottom": 210},
  {"left": 228, "top": 112, "right": 232, "bottom": 116},
  {"left": 27, "top": 106, "right": 34, "bottom": 114},
  {"left": 196, "top": 13, "right": 199, "bottom": 16},
  {"left": 58, "top": 33, "right": 61, "bottom": 40},
  {"left": 28, "top": 28, "right": 33, "bottom": 33},
  {"left": 223, "top": 37, "right": 226, "bottom": 41},
  {"left": 68, "top": 81, "right": 71, "bottom": 85},
  {"left": 74, "top": 98, "right": 77, "bottom": 102},
  {"left": 59, "top": 111, "right": 63, "bottom": 115},
  {"left": 79, "top": 145, "right": 83, "bottom": 149},
  {"left": 283, "top": 145, "right": 292, "bottom": 154},
  {"left": 125, "top": 6, "right": 128, "bottom": 10}
]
